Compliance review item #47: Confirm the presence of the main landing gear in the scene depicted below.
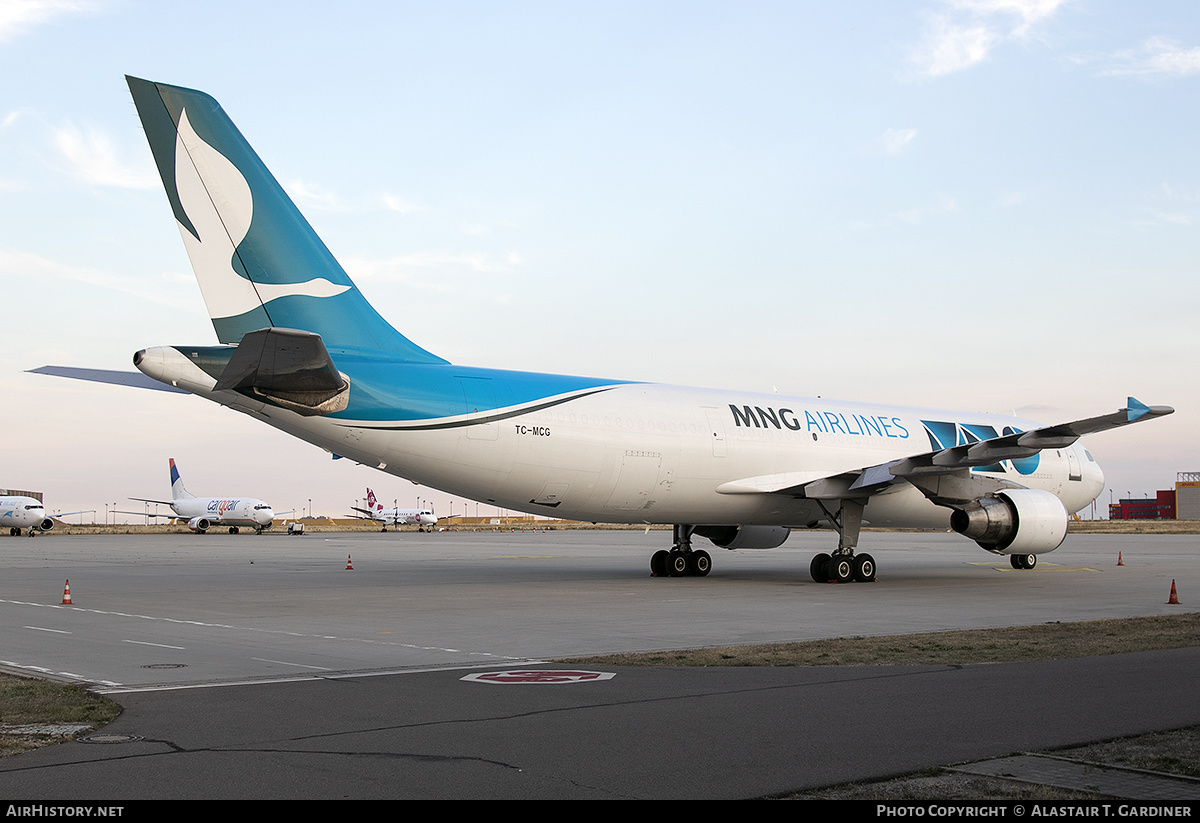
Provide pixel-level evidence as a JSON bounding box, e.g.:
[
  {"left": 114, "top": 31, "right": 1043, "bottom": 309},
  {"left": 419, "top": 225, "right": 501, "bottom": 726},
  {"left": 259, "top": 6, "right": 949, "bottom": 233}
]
[
  {"left": 1010, "top": 553, "right": 1036, "bottom": 570},
  {"left": 650, "top": 525, "right": 711, "bottom": 577},
  {"left": 809, "top": 499, "right": 876, "bottom": 584}
]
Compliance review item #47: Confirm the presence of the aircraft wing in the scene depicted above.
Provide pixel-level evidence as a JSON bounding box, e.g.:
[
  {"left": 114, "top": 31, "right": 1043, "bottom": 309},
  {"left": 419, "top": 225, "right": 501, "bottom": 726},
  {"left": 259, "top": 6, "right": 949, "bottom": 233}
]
[
  {"left": 717, "top": 397, "right": 1173, "bottom": 502},
  {"left": 114, "top": 510, "right": 178, "bottom": 519},
  {"left": 129, "top": 497, "right": 175, "bottom": 506},
  {"left": 28, "top": 366, "right": 188, "bottom": 393}
]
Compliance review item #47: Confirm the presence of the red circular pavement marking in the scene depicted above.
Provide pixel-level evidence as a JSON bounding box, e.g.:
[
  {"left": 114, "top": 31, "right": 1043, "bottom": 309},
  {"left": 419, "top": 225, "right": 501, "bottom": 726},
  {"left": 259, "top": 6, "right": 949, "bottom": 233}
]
[{"left": 462, "top": 670, "right": 615, "bottom": 684}]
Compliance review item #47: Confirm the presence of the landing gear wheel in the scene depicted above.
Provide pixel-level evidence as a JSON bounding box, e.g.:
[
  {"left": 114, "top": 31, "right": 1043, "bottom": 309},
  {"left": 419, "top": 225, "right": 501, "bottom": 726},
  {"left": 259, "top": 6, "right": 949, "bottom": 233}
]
[
  {"left": 853, "top": 553, "right": 876, "bottom": 582},
  {"left": 810, "top": 553, "right": 831, "bottom": 583},
  {"left": 827, "top": 554, "right": 853, "bottom": 584},
  {"left": 1011, "top": 554, "right": 1036, "bottom": 570},
  {"left": 667, "top": 550, "right": 690, "bottom": 577},
  {"left": 651, "top": 550, "right": 669, "bottom": 577},
  {"left": 690, "top": 550, "right": 712, "bottom": 577},
  {"left": 229, "top": 526, "right": 239, "bottom": 534}
]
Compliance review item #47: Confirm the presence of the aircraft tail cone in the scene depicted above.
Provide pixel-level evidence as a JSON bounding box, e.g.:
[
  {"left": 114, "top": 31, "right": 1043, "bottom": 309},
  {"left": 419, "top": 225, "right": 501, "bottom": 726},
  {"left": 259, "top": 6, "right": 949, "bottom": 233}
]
[
  {"left": 345, "top": 554, "right": 354, "bottom": 571},
  {"left": 1117, "top": 552, "right": 1124, "bottom": 566},
  {"left": 1168, "top": 579, "right": 1180, "bottom": 605},
  {"left": 61, "top": 580, "right": 73, "bottom": 605}
]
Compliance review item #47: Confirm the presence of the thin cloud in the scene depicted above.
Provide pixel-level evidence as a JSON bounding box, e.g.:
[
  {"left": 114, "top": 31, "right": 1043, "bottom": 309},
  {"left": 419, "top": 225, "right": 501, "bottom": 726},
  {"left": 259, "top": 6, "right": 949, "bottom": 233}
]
[
  {"left": 53, "top": 123, "right": 157, "bottom": 189},
  {"left": 284, "top": 183, "right": 427, "bottom": 215},
  {"left": 344, "top": 251, "right": 520, "bottom": 305},
  {"left": 896, "top": 194, "right": 959, "bottom": 224},
  {"left": 0, "top": 0, "right": 97, "bottom": 44},
  {"left": 382, "top": 193, "right": 423, "bottom": 214},
  {"left": 0, "top": 248, "right": 202, "bottom": 313},
  {"left": 1103, "top": 37, "right": 1200, "bottom": 77},
  {"left": 910, "top": 0, "right": 1069, "bottom": 78},
  {"left": 880, "top": 128, "right": 919, "bottom": 156},
  {"left": 285, "top": 179, "right": 345, "bottom": 211}
]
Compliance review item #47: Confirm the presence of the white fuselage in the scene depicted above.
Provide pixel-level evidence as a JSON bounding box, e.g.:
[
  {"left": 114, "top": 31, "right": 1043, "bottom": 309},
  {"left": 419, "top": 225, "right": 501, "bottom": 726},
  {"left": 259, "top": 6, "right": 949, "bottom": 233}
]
[
  {"left": 369, "top": 508, "right": 437, "bottom": 527},
  {"left": 170, "top": 496, "right": 275, "bottom": 529},
  {"left": 1, "top": 496, "right": 50, "bottom": 533},
  {"left": 140, "top": 348, "right": 1105, "bottom": 532}
]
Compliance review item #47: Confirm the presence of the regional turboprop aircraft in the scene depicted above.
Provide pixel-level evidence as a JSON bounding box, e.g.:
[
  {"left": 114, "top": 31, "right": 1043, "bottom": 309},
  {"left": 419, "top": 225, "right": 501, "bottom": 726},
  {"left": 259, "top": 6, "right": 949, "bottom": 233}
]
[
  {"left": 130, "top": 458, "right": 275, "bottom": 534},
  {"left": 39, "top": 77, "right": 1174, "bottom": 580},
  {"left": 352, "top": 489, "right": 438, "bottom": 532},
  {"left": 1, "top": 496, "right": 54, "bottom": 536}
]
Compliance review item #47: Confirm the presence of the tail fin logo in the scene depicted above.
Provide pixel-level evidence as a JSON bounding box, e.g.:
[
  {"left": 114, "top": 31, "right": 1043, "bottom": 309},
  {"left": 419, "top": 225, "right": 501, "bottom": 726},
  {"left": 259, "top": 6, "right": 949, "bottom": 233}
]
[
  {"left": 169, "top": 457, "right": 194, "bottom": 500},
  {"left": 366, "top": 489, "right": 381, "bottom": 512},
  {"left": 173, "top": 107, "right": 350, "bottom": 320}
]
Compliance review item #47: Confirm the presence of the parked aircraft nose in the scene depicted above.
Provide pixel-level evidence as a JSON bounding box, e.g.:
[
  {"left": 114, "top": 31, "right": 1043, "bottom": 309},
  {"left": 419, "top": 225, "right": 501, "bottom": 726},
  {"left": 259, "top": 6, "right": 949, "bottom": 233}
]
[
  {"left": 1084, "top": 451, "right": 1105, "bottom": 502},
  {"left": 256, "top": 506, "right": 275, "bottom": 526}
]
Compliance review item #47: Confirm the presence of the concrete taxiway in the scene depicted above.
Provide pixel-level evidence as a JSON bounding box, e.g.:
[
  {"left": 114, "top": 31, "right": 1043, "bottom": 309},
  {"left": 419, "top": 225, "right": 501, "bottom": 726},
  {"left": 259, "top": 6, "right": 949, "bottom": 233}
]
[{"left": 0, "top": 529, "right": 1196, "bottom": 798}]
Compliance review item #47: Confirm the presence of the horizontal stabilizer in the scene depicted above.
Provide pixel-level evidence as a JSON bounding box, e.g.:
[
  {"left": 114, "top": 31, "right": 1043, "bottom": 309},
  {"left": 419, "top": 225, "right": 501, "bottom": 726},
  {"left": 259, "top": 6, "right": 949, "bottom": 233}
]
[
  {"left": 27, "top": 366, "right": 188, "bottom": 394},
  {"left": 213, "top": 327, "right": 349, "bottom": 416}
]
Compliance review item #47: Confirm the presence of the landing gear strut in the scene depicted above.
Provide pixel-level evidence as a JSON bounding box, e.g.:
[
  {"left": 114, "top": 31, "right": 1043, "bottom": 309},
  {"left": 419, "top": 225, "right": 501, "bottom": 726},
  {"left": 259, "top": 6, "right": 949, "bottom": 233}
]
[
  {"left": 810, "top": 499, "right": 876, "bottom": 583},
  {"left": 650, "top": 525, "right": 711, "bottom": 577}
]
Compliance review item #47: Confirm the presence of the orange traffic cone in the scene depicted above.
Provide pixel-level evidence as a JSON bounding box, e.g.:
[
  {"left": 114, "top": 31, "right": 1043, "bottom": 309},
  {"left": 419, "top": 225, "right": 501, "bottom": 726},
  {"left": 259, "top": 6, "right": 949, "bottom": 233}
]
[
  {"left": 1168, "top": 579, "right": 1179, "bottom": 605},
  {"left": 1117, "top": 552, "right": 1124, "bottom": 566},
  {"left": 61, "top": 580, "right": 72, "bottom": 605},
  {"left": 345, "top": 554, "right": 354, "bottom": 570}
]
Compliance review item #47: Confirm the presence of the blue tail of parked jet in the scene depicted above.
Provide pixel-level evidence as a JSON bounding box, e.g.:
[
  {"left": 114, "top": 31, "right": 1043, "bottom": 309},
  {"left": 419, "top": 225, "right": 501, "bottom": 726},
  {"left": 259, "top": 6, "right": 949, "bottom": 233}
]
[
  {"left": 125, "top": 76, "right": 446, "bottom": 363},
  {"left": 169, "top": 458, "right": 194, "bottom": 501}
]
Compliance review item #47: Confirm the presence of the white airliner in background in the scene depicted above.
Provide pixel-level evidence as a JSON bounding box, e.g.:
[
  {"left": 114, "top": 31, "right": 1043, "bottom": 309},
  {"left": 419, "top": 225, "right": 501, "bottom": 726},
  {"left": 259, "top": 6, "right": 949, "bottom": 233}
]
[
  {"left": 1, "top": 496, "right": 54, "bottom": 536},
  {"left": 352, "top": 489, "right": 437, "bottom": 532},
  {"left": 38, "top": 77, "right": 1173, "bottom": 581},
  {"left": 131, "top": 458, "right": 275, "bottom": 534}
]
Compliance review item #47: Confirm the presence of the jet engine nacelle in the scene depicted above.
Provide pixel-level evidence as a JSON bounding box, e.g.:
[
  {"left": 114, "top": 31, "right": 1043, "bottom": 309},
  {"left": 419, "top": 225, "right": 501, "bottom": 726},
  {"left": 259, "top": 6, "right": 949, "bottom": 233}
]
[
  {"left": 694, "top": 525, "right": 792, "bottom": 550},
  {"left": 187, "top": 516, "right": 211, "bottom": 534},
  {"left": 950, "top": 488, "right": 1068, "bottom": 554},
  {"left": 38, "top": 518, "right": 54, "bottom": 532}
]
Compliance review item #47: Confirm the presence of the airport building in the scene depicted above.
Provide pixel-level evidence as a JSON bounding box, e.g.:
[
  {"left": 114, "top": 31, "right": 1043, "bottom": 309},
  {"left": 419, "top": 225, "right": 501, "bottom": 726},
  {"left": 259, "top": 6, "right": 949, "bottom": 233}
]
[
  {"left": 0, "top": 488, "right": 42, "bottom": 502},
  {"left": 1108, "top": 472, "right": 1200, "bottom": 520}
]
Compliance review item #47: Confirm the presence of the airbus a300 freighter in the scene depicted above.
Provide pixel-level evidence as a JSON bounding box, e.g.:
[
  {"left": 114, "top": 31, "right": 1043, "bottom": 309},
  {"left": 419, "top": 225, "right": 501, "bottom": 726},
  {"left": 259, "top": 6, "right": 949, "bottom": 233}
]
[{"left": 44, "top": 77, "right": 1173, "bottom": 581}]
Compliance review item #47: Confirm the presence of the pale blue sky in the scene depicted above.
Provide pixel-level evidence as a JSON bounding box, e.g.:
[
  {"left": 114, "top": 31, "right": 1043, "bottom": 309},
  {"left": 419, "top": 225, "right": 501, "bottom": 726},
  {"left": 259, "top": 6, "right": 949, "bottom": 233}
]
[{"left": 2, "top": 1, "right": 1196, "bottom": 520}]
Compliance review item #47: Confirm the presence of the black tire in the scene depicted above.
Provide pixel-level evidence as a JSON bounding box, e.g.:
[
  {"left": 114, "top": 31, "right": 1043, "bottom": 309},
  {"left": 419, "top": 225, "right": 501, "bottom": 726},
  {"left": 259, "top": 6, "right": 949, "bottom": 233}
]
[
  {"left": 691, "top": 550, "right": 712, "bottom": 577},
  {"left": 810, "top": 553, "right": 831, "bottom": 583},
  {"left": 668, "top": 550, "right": 689, "bottom": 577},
  {"left": 853, "top": 553, "right": 876, "bottom": 582},
  {"left": 650, "top": 550, "right": 669, "bottom": 576},
  {"left": 828, "top": 555, "right": 853, "bottom": 583}
]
